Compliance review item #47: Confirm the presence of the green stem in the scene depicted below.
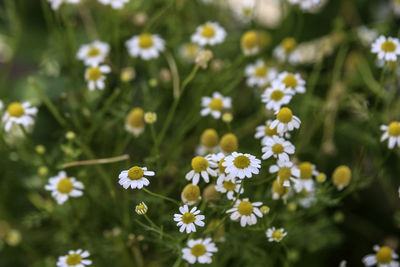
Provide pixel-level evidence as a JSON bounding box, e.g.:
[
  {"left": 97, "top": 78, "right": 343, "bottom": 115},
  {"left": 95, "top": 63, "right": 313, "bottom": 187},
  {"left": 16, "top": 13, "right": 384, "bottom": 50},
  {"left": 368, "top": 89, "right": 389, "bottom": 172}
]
[{"left": 143, "top": 188, "right": 181, "bottom": 206}]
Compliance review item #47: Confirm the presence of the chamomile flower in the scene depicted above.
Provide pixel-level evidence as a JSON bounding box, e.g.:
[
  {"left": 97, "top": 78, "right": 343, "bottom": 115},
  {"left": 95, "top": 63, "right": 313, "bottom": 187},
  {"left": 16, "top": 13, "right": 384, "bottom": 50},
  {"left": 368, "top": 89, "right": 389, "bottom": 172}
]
[
  {"left": 255, "top": 120, "right": 281, "bottom": 144},
  {"left": 241, "top": 30, "right": 260, "bottom": 56},
  {"left": 125, "top": 107, "right": 145, "bottom": 136},
  {"left": 219, "top": 133, "right": 238, "bottom": 154},
  {"left": 245, "top": 59, "right": 278, "bottom": 87},
  {"left": 191, "top": 22, "right": 227, "bottom": 46},
  {"left": 84, "top": 64, "right": 111, "bottom": 91},
  {"left": 196, "top": 129, "right": 219, "bottom": 155},
  {"left": 180, "top": 43, "right": 201, "bottom": 62},
  {"left": 97, "top": 0, "right": 130, "bottom": 9},
  {"left": 48, "top": 0, "right": 79, "bottom": 10},
  {"left": 226, "top": 198, "right": 263, "bottom": 227},
  {"left": 212, "top": 152, "right": 229, "bottom": 184},
  {"left": 201, "top": 92, "right": 231, "bottom": 119},
  {"left": 293, "top": 162, "right": 317, "bottom": 193},
  {"left": 277, "top": 72, "right": 306, "bottom": 94},
  {"left": 76, "top": 40, "right": 110, "bottom": 66},
  {"left": 135, "top": 202, "right": 148, "bottom": 215},
  {"left": 215, "top": 177, "right": 243, "bottom": 200},
  {"left": 262, "top": 135, "right": 295, "bottom": 162},
  {"left": 380, "top": 122, "right": 400, "bottom": 149},
  {"left": 270, "top": 107, "right": 301, "bottom": 134},
  {"left": 272, "top": 179, "right": 289, "bottom": 200},
  {"left": 57, "top": 249, "right": 92, "bottom": 267},
  {"left": 2, "top": 101, "right": 38, "bottom": 132},
  {"left": 126, "top": 33, "right": 165, "bottom": 60},
  {"left": 357, "top": 26, "right": 378, "bottom": 47},
  {"left": 233, "top": 0, "right": 255, "bottom": 23},
  {"left": 371, "top": 36, "right": 400, "bottom": 62},
  {"left": 332, "top": 165, "right": 351, "bottom": 191},
  {"left": 222, "top": 152, "right": 261, "bottom": 179},
  {"left": 269, "top": 160, "right": 299, "bottom": 187},
  {"left": 118, "top": 166, "right": 155, "bottom": 189},
  {"left": 44, "top": 171, "right": 84, "bottom": 205},
  {"left": 182, "top": 238, "right": 218, "bottom": 264},
  {"left": 261, "top": 82, "right": 293, "bottom": 112},
  {"left": 266, "top": 227, "right": 287, "bottom": 242},
  {"left": 362, "top": 245, "right": 399, "bottom": 267},
  {"left": 173, "top": 205, "right": 205, "bottom": 234},
  {"left": 181, "top": 184, "right": 201, "bottom": 205},
  {"left": 273, "top": 38, "right": 297, "bottom": 63},
  {"left": 185, "top": 155, "right": 217, "bottom": 185}
]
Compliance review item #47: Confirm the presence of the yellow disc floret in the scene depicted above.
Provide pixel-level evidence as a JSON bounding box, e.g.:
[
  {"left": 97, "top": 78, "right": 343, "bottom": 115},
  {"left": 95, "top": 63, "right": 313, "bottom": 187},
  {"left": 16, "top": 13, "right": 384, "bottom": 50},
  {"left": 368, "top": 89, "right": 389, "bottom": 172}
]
[
  {"left": 381, "top": 40, "right": 396, "bottom": 52},
  {"left": 237, "top": 200, "right": 253, "bottom": 216},
  {"left": 270, "top": 90, "right": 284, "bottom": 101},
  {"left": 128, "top": 166, "right": 144, "bottom": 180},
  {"left": 201, "top": 129, "right": 219, "bottom": 148},
  {"left": 241, "top": 31, "right": 259, "bottom": 50},
  {"left": 66, "top": 254, "right": 82, "bottom": 265},
  {"left": 272, "top": 144, "right": 284, "bottom": 155},
  {"left": 277, "top": 107, "right": 293, "bottom": 123},
  {"left": 192, "top": 156, "right": 208, "bottom": 173},
  {"left": 223, "top": 181, "right": 236, "bottom": 191},
  {"left": 282, "top": 38, "right": 296, "bottom": 52},
  {"left": 182, "top": 184, "right": 200, "bottom": 202},
  {"left": 272, "top": 230, "right": 283, "bottom": 240},
  {"left": 265, "top": 123, "right": 278, "bottom": 136},
  {"left": 57, "top": 178, "right": 73, "bottom": 194},
  {"left": 87, "top": 67, "right": 102, "bottom": 81},
  {"left": 282, "top": 74, "right": 298, "bottom": 88},
  {"left": 220, "top": 133, "right": 238, "bottom": 154},
  {"left": 233, "top": 155, "right": 250, "bottom": 169},
  {"left": 126, "top": 108, "right": 145, "bottom": 128},
  {"left": 376, "top": 246, "right": 393, "bottom": 264},
  {"left": 255, "top": 65, "right": 267, "bottom": 77},
  {"left": 191, "top": 244, "right": 206, "bottom": 257},
  {"left": 181, "top": 212, "right": 196, "bottom": 224},
  {"left": 278, "top": 167, "right": 291, "bottom": 184},
  {"left": 201, "top": 25, "right": 216, "bottom": 38},
  {"left": 138, "top": 33, "right": 154, "bottom": 49},
  {"left": 209, "top": 98, "right": 223, "bottom": 111},
  {"left": 7, "top": 102, "right": 25, "bottom": 118},
  {"left": 298, "top": 162, "right": 313, "bottom": 179},
  {"left": 388, "top": 122, "right": 400, "bottom": 137},
  {"left": 332, "top": 165, "right": 351, "bottom": 189},
  {"left": 87, "top": 46, "right": 100, "bottom": 57}
]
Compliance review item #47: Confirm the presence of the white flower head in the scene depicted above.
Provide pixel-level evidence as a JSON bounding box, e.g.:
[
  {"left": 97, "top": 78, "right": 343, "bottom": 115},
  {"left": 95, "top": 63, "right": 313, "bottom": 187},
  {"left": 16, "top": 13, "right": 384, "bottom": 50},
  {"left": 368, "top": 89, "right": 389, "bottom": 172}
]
[
  {"left": 362, "top": 245, "right": 399, "bottom": 267},
  {"left": 77, "top": 40, "right": 110, "bottom": 66},
  {"left": 357, "top": 26, "right": 378, "bottom": 47},
  {"left": 118, "top": 166, "right": 155, "bottom": 189},
  {"left": 269, "top": 160, "right": 299, "bottom": 188},
  {"left": 380, "top": 122, "right": 400, "bottom": 149},
  {"left": 84, "top": 64, "right": 111, "bottom": 91},
  {"left": 185, "top": 155, "right": 217, "bottom": 185},
  {"left": 273, "top": 37, "right": 297, "bottom": 63},
  {"left": 261, "top": 82, "right": 293, "bottom": 112},
  {"left": 191, "top": 22, "right": 226, "bottom": 46},
  {"left": 233, "top": 0, "right": 255, "bottom": 23},
  {"left": 57, "top": 249, "right": 92, "bottom": 267},
  {"left": 173, "top": 205, "right": 205, "bottom": 234},
  {"left": 226, "top": 198, "right": 263, "bottom": 227},
  {"left": 2, "top": 101, "right": 38, "bottom": 132},
  {"left": 135, "top": 202, "right": 148, "bottom": 215},
  {"left": 272, "top": 178, "right": 290, "bottom": 201},
  {"left": 126, "top": 33, "right": 165, "bottom": 60},
  {"left": 222, "top": 152, "right": 261, "bottom": 179},
  {"left": 180, "top": 43, "right": 201, "bottom": 62},
  {"left": 371, "top": 36, "right": 400, "bottom": 62},
  {"left": 270, "top": 107, "right": 301, "bottom": 134},
  {"left": 266, "top": 227, "right": 287, "bottom": 242},
  {"left": 262, "top": 135, "right": 295, "bottom": 162},
  {"left": 293, "top": 162, "right": 318, "bottom": 193},
  {"left": 97, "top": 0, "right": 130, "bottom": 9},
  {"left": 255, "top": 120, "right": 291, "bottom": 145},
  {"left": 245, "top": 59, "right": 278, "bottom": 87},
  {"left": 277, "top": 71, "right": 306, "bottom": 94},
  {"left": 182, "top": 238, "right": 218, "bottom": 264},
  {"left": 215, "top": 177, "right": 243, "bottom": 200},
  {"left": 201, "top": 91, "right": 231, "bottom": 119},
  {"left": 211, "top": 152, "right": 230, "bottom": 184},
  {"left": 44, "top": 171, "right": 84, "bottom": 205}
]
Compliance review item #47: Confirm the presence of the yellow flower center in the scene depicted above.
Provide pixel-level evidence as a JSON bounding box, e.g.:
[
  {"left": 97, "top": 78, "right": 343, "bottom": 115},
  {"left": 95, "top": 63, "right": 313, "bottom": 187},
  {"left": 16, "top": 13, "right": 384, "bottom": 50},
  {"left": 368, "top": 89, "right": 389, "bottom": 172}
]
[
  {"left": 7, "top": 102, "right": 25, "bottom": 118},
  {"left": 270, "top": 90, "right": 284, "bottom": 101},
  {"left": 192, "top": 156, "right": 208, "bottom": 173},
  {"left": 218, "top": 158, "right": 226, "bottom": 173},
  {"left": 87, "top": 67, "right": 102, "bottom": 81},
  {"left": 278, "top": 167, "right": 291, "bottom": 184},
  {"left": 273, "top": 179, "right": 289, "bottom": 195},
  {"left": 277, "top": 107, "right": 293, "bottom": 123},
  {"left": 185, "top": 43, "right": 198, "bottom": 57},
  {"left": 66, "top": 254, "right": 82, "bottom": 265},
  {"left": 381, "top": 40, "right": 396, "bottom": 52},
  {"left": 223, "top": 181, "right": 236, "bottom": 191},
  {"left": 298, "top": 162, "right": 313, "bottom": 179},
  {"left": 254, "top": 66, "right": 267, "bottom": 77},
  {"left": 182, "top": 184, "right": 200, "bottom": 202},
  {"left": 233, "top": 155, "right": 250, "bottom": 169},
  {"left": 87, "top": 46, "right": 100, "bottom": 57},
  {"left": 191, "top": 244, "right": 206, "bottom": 257},
  {"left": 201, "top": 25, "right": 216, "bottom": 38},
  {"left": 265, "top": 123, "right": 278, "bottom": 136},
  {"left": 201, "top": 129, "right": 219, "bottom": 148},
  {"left": 282, "top": 74, "right": 298, "bottom": 88},
  {"left": 181, "top": 212, "right": 196, "bottom": 224},
  {"left": 136, "top": 204, "right": 146, "bottom": 212},
  {"left": 272, "top": 144, "right": 284, "bottom": 155},
  {"left": 138, "top": 34, "right": 154, "bottom": 49},
  {"left": 128, "top": 166, "right": 144, "bottom": 180},
  {"left": 57, "top": 178, "right": 73, "bottom": 194},
  {"left": 209, "top": 98, "right": 223, "bottom": 111},
  {"left": 126, "top": 108, "right": 144, "bottom": 128},
  {"left": 272, "top": 230, "right": 283, "bottom": 240},
  {"left": 220, "top": 133, "right": 238, "bottom": 154},
  {"left": 237, "top": 200, "right": 253, "bottom": 216},
  {"left": 388, "top": 122, "right": 400, "bottom": 137},
  {"left": 241, "top": 31, "right": 258, "bottom": 49},
  {"left": 242, "top": 7, "right": 252, "bottom": 16},
  {"left": 282, "top": 38, "right": 296, "bottom": 52},
  {"left": 332, "top": 165, "right": 351, "bottom": 188},
  {"left": 376, "top": 246, "right": 393, "bottom": 264}
]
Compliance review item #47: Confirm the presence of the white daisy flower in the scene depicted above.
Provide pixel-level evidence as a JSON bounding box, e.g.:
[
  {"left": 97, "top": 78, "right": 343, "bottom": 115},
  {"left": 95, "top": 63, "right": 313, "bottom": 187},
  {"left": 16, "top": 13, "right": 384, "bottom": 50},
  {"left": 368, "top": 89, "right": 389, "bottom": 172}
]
[
  {"left": 266, "top": 227, "right": 287, "bottom": 242},
  {"left": 48, "top": 0, "right": 80, "bottom": 10},
  {"left": 97, "top": 0, "right": 130, "bottom": 9},
  {"left": 173, "top": 205, "right": 205, "bottom": 234},
  {"left": 76, "top": 40, "right": 110, "bottom": 66},
  {"left": 2, "top": 101, "right": 38, "bottom": 132},
  {"left": 118, "top": 166, "right": 155, "bottom": 189},
  {"left": 269, "top": 160, "right": 299, "bottom": 187},
  {"left": 226, "top": 198, "right": 263, "bottom": 227},
  {"left": 182, "top": 238, "right": 218, "bottom": 264},
  {"left": 272, "top": 179, "right": 290, "bottom": 201},
  {"left": 44, "top": 171, "right": 84, "bottom": 205},
  {"left": 362, "top": 245, "right": 399, "bottom": 267},
  {"left": 215, "top": 177, "right": 243, "bottom": 200},
  {"left": 180, "top": 42, "right": 201, "bottom": 62},
  {"left": 135, "top": 202, "right": 148, "bottom": 215},
  {"left": 277, "top": 71, "right": 306, "bottom": 94},
  {"left": 273, "top": 38, "right": 297, "bottom": 63},
  {"left": 255, "top": 120, "right": 290, "bottom": 145},
  {"left": 270, "top": 107, "right": 301, "bottom": 134},
  {"left": 357, "top": 26, "right": 378, "bottom": 47},
  {"left": 371, "top": 36, "right": 400, "bottom": 62},
  {"left": 222, "top": 152, "right": 261, "bottom": 179},
  {"left": 125, "top": 107, "right": 145, "bottom": 137},
  {"left": 262, "top": 135, "right": 295, "bottom": 162},
  {"left": 200, "top": 91, "right": 231, "bottom": 119},
  {"left": 261, "top": 82, "right": 293, "bottom": 112},
  {"left": 380, "top": 122, "right": 400, "bottom": 149},
  {"left": 212, "top": 152, "right": 230, "bottom": 184},
  {"left": 84, "top": 64, "right": 111, "bottom": 91},
  {"left": 293, "top": 161, "right": 318, "bottom": 193},
  {"left": 232, "top": 0, "right": 255, "bottom": 23},
  {"left": 245, "top": 59, "right": 278, "bottom": 87},
  {"left": 57, "top": 249, "right": 92, "bottom": 267},
  {"left": 196, "top": 129, "right": 220, "bottom": 156},
  {"left": 185, "top": 155, "right": 217, "bottom": 185},
  {"left": 126, "top": 33, "right": 165, "bottom": 60},
  {"left": 191, "top": 22, "right": 227, "bottom": 46},
  {"left": 241, "top": 30, "right": 260, "bottom": 56}
]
